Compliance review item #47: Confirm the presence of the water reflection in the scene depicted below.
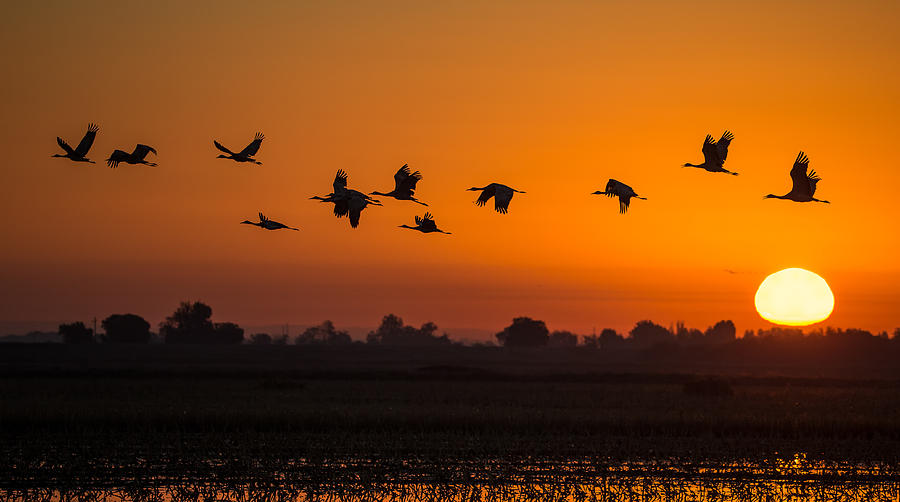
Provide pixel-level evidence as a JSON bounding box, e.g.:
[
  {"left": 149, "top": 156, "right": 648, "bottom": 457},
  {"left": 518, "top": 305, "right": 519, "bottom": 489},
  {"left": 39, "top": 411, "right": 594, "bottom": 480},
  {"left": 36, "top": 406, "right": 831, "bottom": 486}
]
[
  {"left": 5, "top": 456, "right": 900, "bottom": 502},
  {"left": 5, "top": 479, "right": 900, "bottom": 502}
]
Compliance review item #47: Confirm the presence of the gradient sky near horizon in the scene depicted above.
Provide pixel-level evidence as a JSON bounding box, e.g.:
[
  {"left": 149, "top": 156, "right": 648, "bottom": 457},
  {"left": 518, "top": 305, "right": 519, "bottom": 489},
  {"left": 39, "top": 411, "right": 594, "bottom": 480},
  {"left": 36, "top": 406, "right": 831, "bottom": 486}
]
[{"left": 2, "top": 1, "right": 899, "bottom": 339}]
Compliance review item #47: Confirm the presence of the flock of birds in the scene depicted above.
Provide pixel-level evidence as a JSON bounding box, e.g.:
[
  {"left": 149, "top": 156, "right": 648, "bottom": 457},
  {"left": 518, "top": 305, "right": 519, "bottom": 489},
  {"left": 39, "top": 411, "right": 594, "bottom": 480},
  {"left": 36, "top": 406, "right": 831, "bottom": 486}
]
[{"left": 53, "top": 125, "right": 830, "bottom": 233}]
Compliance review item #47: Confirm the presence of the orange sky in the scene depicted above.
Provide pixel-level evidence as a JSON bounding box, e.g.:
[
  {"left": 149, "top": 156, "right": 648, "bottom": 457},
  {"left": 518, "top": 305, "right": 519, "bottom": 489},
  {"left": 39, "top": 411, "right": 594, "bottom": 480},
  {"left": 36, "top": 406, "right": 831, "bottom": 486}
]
[{"left": 1, "top": 1, "right": 899, "bottom": 338}]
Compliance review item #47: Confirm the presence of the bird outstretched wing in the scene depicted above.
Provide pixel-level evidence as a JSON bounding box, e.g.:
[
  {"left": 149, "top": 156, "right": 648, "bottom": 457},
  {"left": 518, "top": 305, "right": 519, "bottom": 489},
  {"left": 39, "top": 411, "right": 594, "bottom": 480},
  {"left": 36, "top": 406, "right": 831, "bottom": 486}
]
[
  {"left": 106, "top": 149, "right": 129, "bottom": 168},
  {"left": 619, "top": 195, "right": 632, "bottom": 214},
  {"left": 57, "top": 137, "right": 75, "bottom": 155},
  {"left": 420, "top": 213, "right": 437, "bottom": 231},
  {"left": 214, "top": 140, "right": 235, "bottom": 155},
  {"left": 74, "top": 123, "right": 98, "bottom": 157},
  {"left": 493, "top": 185, "right": 513, "bottom": 214},
  {"left": 333, "top": 170, "right": 349, "bottom": 192},
  {"left": 789, "top": 151, "right": 812, "bottom": 198},
  {"left": 333, "top": 198, "right": 350, "bottom": 218},
  {"left": 348, "top": 196, "right": 367, "bottom": 228},
  {"left": 238, "top": 132, "right": 264, "bottom": 157},
  {"left": 475, "top": 186, "right": 494, "bottom": 207},
  {"left": 259, "top": 212, "right": 268, "bottom": 223},
  {"left": 716, "top": 130, "right": 733, "bottom": 162},
  {"left": 604, "top": 179, "right": 629, "bottom": 197},
  {"left": 701, "top": 135, "right": 721, "bottom": 167},
  {"left": 807, "top": 169, "right": 822, "bottom": 197},
  {"left": 133, "top": 144, "right": 157, "bottom": 160},
  {"left": 394, "top": 164, "right": 422, "bottom": 193}
]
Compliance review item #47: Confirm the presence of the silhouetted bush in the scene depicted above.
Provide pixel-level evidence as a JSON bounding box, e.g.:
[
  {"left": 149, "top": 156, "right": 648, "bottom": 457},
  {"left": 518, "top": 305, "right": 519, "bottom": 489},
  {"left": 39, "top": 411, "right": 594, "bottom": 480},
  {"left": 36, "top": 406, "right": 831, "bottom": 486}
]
[
  {"left": 273, "top": 334, "right": 289, "bottom": 345},
  {"left": 101, "top": 314, "right": 151, "bottom": 343},
  {"left": 296, "top": 320, "right": 352, "bottom": 345},
  {"left": 58, "top": 322, "right": 93, "bottom": 344},
  {"left": 366, "top": 315, "right": 450, "bottom": 346},
  {"left": 683, "top": 377, "right": 734, "bottom": 397},
  {"left": 249, "top": 333, "right": 273, "bottom": 345},
  {"left": 496, "top": 317, "right": 549, "bottom": 347},
  {"left": 160, "top": 301, "right": 243, "bottom": 344}
]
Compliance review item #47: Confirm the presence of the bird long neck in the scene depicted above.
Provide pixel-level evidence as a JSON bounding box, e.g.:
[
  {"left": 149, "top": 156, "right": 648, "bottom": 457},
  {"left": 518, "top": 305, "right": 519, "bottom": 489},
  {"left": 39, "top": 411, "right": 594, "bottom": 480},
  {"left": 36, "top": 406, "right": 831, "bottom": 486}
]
[
  {"left": 683, "top": 162, "right": 704, "bottom": 168},
  {"left": 765, "top": 194, "right": 788, "bottom": 200},
  {"left": 52, "top": 154, "right": 65, "bottom": 158}
]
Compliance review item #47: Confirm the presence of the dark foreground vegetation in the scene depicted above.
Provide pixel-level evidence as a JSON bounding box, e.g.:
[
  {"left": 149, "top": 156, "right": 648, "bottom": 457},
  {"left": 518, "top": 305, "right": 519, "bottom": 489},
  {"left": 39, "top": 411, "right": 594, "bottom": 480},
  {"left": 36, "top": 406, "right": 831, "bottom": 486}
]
[{"left": 2, "top": 343, "right": 900, "bottom": 497}]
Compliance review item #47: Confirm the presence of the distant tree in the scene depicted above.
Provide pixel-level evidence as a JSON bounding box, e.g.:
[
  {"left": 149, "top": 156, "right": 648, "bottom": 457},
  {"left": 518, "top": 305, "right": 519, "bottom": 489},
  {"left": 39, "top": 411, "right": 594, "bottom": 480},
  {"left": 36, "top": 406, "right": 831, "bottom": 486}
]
[
  {"left": 249, "top": 333, "right": 273, "bottom": 345},
  {"left": 273, "top": 334, "right": 289, "bottom": 345},
  {"left": 599, "top": 328, "right": 625, "bottom": 349},
  {"left": 214, "top": 322, "right": 245, "bottom": 344},
  {"left": 296, "top": 320, "right": 352, "bottom": 345},
  {"left": 59, "top": 322, "right": 94, "bottom": 344},
  {"left": 675, "top": 322, "right": 703, "bottom": 344},
  {"left": 629, "top": 320, "right": 673, "bottom": 348},
  {"left": 367, "top": 314, "right": 404, "bottom": 344},
  {"left": 549, "top": 330, "right": 578, "bottom": 347},
  {"left": 160, "top": 301, "right": 243, "bottom": 344},
  {"left": 366, "top": 315, "right": 450, "bottom": 346},
  {"left": 496, "top": 317, "right": 549, "bottom": 347},
  {"left": 581, "top": 334, "right": 599, "bottom": 348},
  {"left": 101, "top": 314, "right": 151, "bottom": 343},
  {"left": 704, "top": 320, "right": 736, "bottom": 344}
]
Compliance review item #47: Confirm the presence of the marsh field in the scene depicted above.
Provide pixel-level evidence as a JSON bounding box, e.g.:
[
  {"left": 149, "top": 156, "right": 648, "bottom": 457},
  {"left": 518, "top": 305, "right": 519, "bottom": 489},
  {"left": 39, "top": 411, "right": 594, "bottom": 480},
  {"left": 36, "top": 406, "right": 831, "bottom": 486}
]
[{"left": 3, "top": 344, "right": 900, "bottom": 501}]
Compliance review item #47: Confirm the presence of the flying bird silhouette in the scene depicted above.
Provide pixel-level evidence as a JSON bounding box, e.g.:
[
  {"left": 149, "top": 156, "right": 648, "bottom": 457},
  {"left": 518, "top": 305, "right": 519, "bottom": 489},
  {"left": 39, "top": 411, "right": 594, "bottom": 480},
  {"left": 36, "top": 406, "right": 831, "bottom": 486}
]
[
  {"left": 53, "top": 123, "right": 99, "bottom": 163},
  {"left": 593, "top": 179, "right": 647, "bottom": 214},
  {"left": 241, "top": 212, "right": 299, "bottom": 231},
  {"left": 399, "top": 212, "right": 451, "bottom": 234},
  {"left": 370, "top": 164, "right": 427, "bottom": 205},
  {"left": 683, "top": 131, "right": 737, "bottom": 175},
  {"left": 311, "top": 170, "right": 382, "bottom": 228},
  {"left": 764, "top": 151, "right": 830, "bottom": 203},
  {"left": 107, "top": 144, "right": 157, "bottom": 168},
  {"left": 214, "top": 132, "right": 264, "bottom": 164},
  {"left": 467, "top": 183, "right": 525, "bottom": 214}
]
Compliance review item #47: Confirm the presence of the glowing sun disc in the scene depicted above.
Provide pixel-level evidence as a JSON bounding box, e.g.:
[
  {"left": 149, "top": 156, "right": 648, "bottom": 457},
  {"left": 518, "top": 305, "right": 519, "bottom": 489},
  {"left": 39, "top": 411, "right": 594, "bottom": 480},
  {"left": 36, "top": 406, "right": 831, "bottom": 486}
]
[{"left": 755, "top": 268, "right": 834, "bottom": 326}]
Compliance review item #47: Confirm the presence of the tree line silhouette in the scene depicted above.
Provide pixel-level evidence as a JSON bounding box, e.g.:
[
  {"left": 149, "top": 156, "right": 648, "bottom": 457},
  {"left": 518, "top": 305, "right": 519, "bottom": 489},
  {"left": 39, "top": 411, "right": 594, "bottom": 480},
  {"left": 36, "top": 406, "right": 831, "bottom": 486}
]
[{"left": 55, "top": 301, "right": 900, "bottom": 355}]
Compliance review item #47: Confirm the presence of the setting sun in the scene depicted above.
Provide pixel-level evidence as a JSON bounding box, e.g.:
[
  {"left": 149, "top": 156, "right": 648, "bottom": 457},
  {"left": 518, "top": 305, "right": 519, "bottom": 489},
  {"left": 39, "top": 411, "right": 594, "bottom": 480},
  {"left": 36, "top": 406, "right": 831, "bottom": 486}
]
[{"left": 754, "top": 268, "right": 835, "bottom": 326}]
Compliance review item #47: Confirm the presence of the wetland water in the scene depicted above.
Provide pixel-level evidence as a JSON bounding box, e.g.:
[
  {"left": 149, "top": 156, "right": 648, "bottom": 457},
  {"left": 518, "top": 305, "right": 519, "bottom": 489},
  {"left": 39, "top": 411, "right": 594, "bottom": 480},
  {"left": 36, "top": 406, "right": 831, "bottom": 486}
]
[
  {"left": 4, "top": 346, "right": 900, "bottom": 501},
  {"left": 4, "top": 457, "right": 900, "bottom": 501}
]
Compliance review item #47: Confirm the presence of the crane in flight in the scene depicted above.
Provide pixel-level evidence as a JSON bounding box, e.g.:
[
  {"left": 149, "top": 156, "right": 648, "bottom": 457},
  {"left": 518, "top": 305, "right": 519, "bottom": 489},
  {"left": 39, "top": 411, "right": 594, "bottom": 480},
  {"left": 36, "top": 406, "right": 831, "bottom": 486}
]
[
  {"left": 214, "top": 132, "right": 264, "bottom": 164},
  {"left": 370, "top": 164, "right": 427, "bottom": 205},
  {"left": 592, "top": 179, "right": 647, "bottom": 214},
  {"left": 53, "top": 123, "right": 99, "bottom": 163},
  {"left": 399, "top": 212, "right": 451, "bottom": 234},
  {"left": 107, "top": 144, "right": 158, "bottom": 168},
  {"left": 241, "top": 212, "right": 299, "bottom": 231},
  {"left": 764, "top": 151, "right": 830, "bottom": 203},
  {"left": 683, "top": 131, "right": 736, "bottom": 175},
  {"left": 311, "top": 170, "right": 382, "bottom": 228},
  {"left": 467, "top": 183, "right": 525, "bottom": 214}
]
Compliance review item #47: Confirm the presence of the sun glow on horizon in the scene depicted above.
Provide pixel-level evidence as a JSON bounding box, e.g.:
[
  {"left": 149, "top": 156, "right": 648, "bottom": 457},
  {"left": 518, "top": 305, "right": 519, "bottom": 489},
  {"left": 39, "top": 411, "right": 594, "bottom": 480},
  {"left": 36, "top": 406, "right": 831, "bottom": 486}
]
[{"left": 754, "top": 268, "right": 835, "bottom": 326}]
